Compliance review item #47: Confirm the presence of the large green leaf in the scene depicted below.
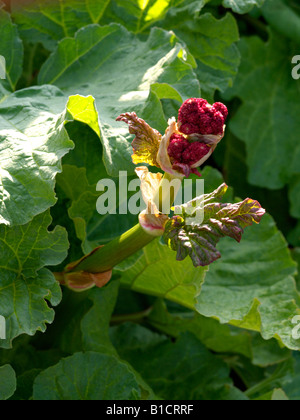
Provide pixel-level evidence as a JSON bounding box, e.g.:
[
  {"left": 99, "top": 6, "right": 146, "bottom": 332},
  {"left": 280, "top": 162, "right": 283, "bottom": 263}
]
[
  {"left": 38, "top": 24, "right": 200, "bottom": 176},
  {"left": 11, "top": 0, "right": 207, "bottom": 48},
  {"left": 33, "top": 351, "right": 141, "bottom": 400},
  {"left": 222, "top": 0, "right": 265, "bottom": 14},
  {"left": 11, "top": 0, "right": 111, "bottom": 50},
  {"left": 0, "top": 85, "right": 74, "bottom": 226},
  {"left": 261, "top": 0, "right": 300, "bottom": 44},
  {"left": 102, "top": 0, "right": 207, "bottom": 33},
  {"left": 148, "top": 299, "right": 253, "bottom": 358},
  {"left": 225, "top": 32, "right": 300, "bottom": 192},
  {"left": 110, "top": 324, "right": 247, "bottom": 400},
  {"left": 81, "top": 280, "right": 120, "bottom": 354},
  {"left": 116, "top": 239, "right": 208, "bottom": 309},
  {"left": 292, "top": 248, "right": 300, "bottom": 289},
  {"left": 0, "top": 364, "right": 16, "bottom": 400},
  {"left": 282, "top": 353, "right": 300, "bottom": 400},
  {"left": 161, "top": 12, "right": 240, "bottom": 101},
  {"left": 55, "top": 164, "right": 100, "bottom": 253},
  {"left": 196, "top": 214, "right": 300, "bottom": 350},
  {"left": 0, "top": 4, "right": 23, "bottom": 91},
  {"left": 12, "top": 0, "right": 236, "bottom": 101},
  {"left": 79, "top": 282, "right": 157, "bottom": 399},
  {"left": 148, "top": 299, "right": 291, "bottom": 365},
  {"left": 216, "top": 132, "right": 295, "bottom": 238},
  {"left": 245, "top": 354, "right": 300, "bottom": 400},
  {"left": 0, "top": 210, "right": 68, "bottom": 348}
]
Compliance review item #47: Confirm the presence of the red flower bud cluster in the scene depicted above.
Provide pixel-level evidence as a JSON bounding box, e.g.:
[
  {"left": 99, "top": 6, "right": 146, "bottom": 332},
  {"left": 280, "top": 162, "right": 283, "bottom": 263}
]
[
  {"left": 178, "top": 98, "right": 228, "bottom": 136},
  {"left": 165, "top": 99, "right": 228, "bottom": 176},
  {"left": 168, "top": 134, "right": 211, "bottom": 166}
]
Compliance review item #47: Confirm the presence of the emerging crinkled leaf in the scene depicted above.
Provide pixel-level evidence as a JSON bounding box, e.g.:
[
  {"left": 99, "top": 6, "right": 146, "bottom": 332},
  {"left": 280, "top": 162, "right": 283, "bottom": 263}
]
[
  {"left": 147, "top": 299, "right": 292, "bottom": 365},
  {"left": 117, "top": 187, "right": 300, "bottom": 351},
  {"left": 0, "top": 210, "right": 69, "bottom": 348},
  {"left": 117, "top": 112, "right": 161, "bottom": 167},
  {"left": 164, "top": 183, "right": 265, "bottom": 267}
]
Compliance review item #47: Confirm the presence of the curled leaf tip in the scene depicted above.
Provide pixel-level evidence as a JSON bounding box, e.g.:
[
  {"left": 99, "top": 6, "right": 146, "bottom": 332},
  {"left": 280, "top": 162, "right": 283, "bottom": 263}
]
[
  {"left": 136, "top": 166, "right": 169, "bottom": 236},
  {"left": 55, "top": 269, "right": 112, "bottom": 292},
  {"left": 117, "top": 112, "right": 161, "bottom": 167}
]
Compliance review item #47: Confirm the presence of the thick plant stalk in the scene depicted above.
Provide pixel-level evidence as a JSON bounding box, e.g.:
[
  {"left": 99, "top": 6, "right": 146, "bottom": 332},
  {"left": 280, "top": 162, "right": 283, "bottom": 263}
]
[
  {"left": 65, "top": 172, "right": 182, "bottom": 274},
  {"left": 55, "top": 224, "right": 156, "bottom": 291},
  {"left": 56, "top": 173, "right": 183, "bottom": 291},
  {"left": 67, "top": 223, "right": 155, "bottom": 273}
]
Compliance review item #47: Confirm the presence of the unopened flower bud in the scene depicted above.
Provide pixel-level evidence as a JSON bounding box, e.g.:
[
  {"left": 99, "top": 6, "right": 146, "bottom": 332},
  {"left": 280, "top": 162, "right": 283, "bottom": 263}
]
[
  {"left": 168, "top": 134, "right": 211, "bottom": 166},
  {"left": 178, "top": 98, "right": 228, "bottom": 136}
]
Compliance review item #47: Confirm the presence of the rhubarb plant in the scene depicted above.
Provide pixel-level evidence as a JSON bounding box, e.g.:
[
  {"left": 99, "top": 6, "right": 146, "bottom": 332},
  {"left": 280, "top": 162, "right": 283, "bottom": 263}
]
[{"left": 0, "top": 0, "right": 300, "bottom": 402}]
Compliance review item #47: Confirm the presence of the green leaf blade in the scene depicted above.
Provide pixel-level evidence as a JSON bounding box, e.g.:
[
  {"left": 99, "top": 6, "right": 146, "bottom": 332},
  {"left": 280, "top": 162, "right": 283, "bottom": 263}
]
[
  {"left": 110, "top": 324, "right": 247, "bottom": 400},
  {"left": 222, "top": 0, "right": 266, "bottom": 14},
  {"left": 38, "top": 24, "right": 200, "bottom": 176},
  {"left": 0, "top": 364, "right": 16, "bottom": 400},
  {"left": 0, "top": 210, "right": 69, "bottom": 348},
  {"left": 0, "top": 85, "right": 74, "bottom": 226},
  {"left": 33, "top": 351, "right": 141, "bottom": 400},
  {"left": 196, "top": 213, "right": 300, "bottom": 351},
  {"left": 0, "top": 5, "right": 23, "bottom": 91}
]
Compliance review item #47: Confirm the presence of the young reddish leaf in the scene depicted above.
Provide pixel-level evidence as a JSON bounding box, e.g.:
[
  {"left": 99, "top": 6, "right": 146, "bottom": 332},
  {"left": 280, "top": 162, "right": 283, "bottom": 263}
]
[
  {"left": 164, "top": 184, "right": 265, "bottom": 267},
  {"left": 116, "top": 112, "right": 161, "bottom": 167}
]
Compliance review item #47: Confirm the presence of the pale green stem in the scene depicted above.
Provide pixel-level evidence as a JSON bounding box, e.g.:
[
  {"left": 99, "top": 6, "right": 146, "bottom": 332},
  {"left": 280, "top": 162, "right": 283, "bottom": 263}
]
[{"left": 66, "top": 172, "right": 183, "bottom": 275}]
